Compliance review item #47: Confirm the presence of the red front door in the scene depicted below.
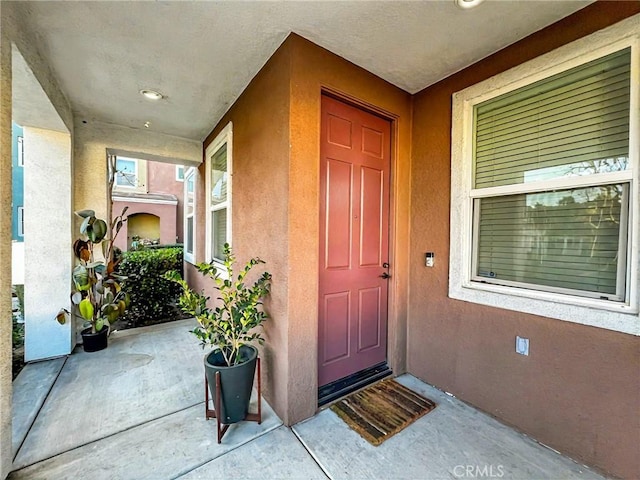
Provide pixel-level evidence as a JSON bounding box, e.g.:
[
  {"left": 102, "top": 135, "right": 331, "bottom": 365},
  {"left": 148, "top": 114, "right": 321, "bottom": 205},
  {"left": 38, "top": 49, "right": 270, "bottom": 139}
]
[{"left": 318, "top": 95, "right": 391, "bottom": 387}]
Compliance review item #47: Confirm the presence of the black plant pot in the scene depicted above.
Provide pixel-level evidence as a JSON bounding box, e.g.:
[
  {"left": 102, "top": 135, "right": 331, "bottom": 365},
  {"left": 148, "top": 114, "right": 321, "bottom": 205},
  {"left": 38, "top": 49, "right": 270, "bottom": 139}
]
[
  {"left": 81, "top": 326, "right": 108, "bottom": 353},
  {"left": 205, "top": 345, "right": 257, "bottom": 424}
]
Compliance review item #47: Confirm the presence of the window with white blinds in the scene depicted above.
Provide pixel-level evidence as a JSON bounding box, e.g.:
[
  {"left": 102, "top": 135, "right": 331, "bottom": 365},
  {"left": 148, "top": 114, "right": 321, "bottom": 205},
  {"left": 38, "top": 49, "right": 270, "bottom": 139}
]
[
  {"left": 205, "top": 123, "right": 232, "bottom": 266},
  {"left": 470, "top": 48, "right": 632, "bottom": 302}
]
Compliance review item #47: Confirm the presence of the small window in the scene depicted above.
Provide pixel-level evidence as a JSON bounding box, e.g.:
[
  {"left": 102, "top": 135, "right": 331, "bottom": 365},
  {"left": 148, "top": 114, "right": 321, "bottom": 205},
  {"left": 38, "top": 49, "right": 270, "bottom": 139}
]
[
  {"left": 115, "top": 157, "right": 138, "bottom": 188},
  {"left": 17, "top": 136, "right": 24, "bottom": 167},
  {"left": 17, "top": 206, "right": 24, "bottom": 237},
  {"left": 113, "top": 156, "right": 147, "bottom": 193},
  {"left": 205, "top": 123, "right": 232, "bottom": 265},
  {"left": 184, "top": 167, "right": 196, "bottom": 264},
  {"left": 176, "top": 165, "right": 185, "bottom": 182}
]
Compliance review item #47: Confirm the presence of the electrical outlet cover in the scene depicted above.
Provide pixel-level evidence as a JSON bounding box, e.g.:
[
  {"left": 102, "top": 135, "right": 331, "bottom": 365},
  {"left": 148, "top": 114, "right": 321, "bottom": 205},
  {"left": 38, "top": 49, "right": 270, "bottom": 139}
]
[{"left": 516, "top": 336, "right": 529, "bottom": 356}]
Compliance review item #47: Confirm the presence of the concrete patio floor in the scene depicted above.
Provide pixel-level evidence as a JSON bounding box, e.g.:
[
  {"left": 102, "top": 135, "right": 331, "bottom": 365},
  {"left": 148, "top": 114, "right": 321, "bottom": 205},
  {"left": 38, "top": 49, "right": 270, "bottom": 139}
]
[{"left": 10, "top": 320, "right": 607, "bottom": 480}]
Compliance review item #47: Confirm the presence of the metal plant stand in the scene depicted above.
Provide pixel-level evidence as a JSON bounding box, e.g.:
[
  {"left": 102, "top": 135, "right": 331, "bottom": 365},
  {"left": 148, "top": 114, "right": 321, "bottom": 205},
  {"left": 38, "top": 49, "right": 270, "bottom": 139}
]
[{"left": 204, "top": 357, "right": 262, "bottom": 443}]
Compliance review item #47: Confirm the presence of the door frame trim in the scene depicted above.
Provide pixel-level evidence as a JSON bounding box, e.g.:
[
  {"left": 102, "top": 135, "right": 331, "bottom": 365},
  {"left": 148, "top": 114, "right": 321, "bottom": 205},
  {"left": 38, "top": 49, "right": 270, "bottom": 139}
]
[{"left": 317, "top": 87, "right": 401, "bottom": 402}]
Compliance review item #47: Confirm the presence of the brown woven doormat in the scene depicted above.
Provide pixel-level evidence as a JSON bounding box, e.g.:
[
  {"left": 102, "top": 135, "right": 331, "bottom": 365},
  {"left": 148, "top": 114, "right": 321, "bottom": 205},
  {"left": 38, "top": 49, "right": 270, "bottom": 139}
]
[{"left": 330, "top": 379, "right": 436, "bottom": 446}]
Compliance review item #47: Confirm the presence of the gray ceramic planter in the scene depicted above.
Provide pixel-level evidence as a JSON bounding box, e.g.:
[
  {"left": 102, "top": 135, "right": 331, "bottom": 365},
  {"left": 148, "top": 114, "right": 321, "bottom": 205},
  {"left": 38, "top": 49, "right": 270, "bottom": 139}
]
[{"left": 204, "top": 345, "right": 257, "bottom": 424}]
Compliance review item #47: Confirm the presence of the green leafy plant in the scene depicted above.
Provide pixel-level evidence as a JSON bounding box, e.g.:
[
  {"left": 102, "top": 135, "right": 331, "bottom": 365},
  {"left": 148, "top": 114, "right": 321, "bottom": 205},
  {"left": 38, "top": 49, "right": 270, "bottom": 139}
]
[
  {"left": 56, "top": 208, "right": 130, "bottom": 333},
  {"left": 165, "top": 244, "right": 272, "bottom": 366},
  {"left": 12, "top": 312, "right": 24, "bottom": 350},
  {"left": 118, "top": 247, "right": 183, "bottom": 326}
]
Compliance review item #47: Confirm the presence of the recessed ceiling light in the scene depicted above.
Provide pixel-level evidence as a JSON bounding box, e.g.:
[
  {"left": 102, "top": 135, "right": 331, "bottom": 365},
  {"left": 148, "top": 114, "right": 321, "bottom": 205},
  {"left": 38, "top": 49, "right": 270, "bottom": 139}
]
[
  {"left": 140, "top": 89, "right": 164, "bottom": 100},
  {"left": 455, "top": 0, "right": 484, "bottom": 9}
]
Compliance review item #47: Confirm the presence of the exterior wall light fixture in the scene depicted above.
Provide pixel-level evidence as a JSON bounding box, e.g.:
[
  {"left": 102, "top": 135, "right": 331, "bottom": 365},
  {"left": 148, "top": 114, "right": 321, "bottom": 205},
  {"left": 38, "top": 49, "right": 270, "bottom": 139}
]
[
  {"left": 140, "top": 89, "right": 164, "bottom": 100},
  {"left": 455, "top": 0, "right": 484, "bottom": 9}
]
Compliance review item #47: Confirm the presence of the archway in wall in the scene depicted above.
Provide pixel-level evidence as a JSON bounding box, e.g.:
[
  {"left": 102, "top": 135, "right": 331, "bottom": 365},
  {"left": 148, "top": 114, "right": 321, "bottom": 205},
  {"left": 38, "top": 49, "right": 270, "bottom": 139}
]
[{"left": 127, "top": 213, "right": 160, "bottom": 249}]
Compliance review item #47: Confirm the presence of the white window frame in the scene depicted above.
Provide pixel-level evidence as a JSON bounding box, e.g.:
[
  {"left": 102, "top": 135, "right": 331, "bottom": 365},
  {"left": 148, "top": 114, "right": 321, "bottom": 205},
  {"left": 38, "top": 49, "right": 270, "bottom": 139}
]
[
  {"left": 113, "top": 156, "right": 147, "bottom": 193},
  {"left": 205, "top": 122, "right": 232, "bottom": 269},
  {"left": 450, "top": 20, "right": 639, "bottom": 336},
  {"left": 183, "top": 167, "right": 196, "bottom": 264},
  {"left": 176, "top": 165, "right": 185, "bottom": 182},
  {"left": 17, "top": 206, "right": 24, "bottom": 237},
  {"left": 17, "top": 136, "right": 24, "bottom": 167}
]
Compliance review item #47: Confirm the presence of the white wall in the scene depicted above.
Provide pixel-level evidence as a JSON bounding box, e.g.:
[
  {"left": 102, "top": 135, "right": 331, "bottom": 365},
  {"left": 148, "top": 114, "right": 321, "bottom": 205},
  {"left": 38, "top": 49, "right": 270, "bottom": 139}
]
[
  {"left": 11, "top": 242, "right": 24, "bottom": 285},
  {"left": 23, "top": 127, "right": 73, "bottom": 361}
]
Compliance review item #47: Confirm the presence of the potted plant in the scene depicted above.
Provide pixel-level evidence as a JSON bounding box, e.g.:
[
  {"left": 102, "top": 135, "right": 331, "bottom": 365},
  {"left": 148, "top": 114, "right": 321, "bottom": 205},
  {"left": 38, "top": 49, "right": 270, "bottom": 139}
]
[
  {"left": 56, "top": 208, "right": 130, "bottom": 352},
  {"left": 165, "top": 243, "right": 271, "bottom": 424}
]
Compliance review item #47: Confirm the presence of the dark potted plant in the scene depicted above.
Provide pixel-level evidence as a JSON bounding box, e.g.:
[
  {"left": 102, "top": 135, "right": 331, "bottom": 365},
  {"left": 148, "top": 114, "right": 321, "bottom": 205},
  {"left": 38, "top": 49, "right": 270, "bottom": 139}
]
[
  {"left": 56, "top": 208, "right": 130, "bottom": 352},
  {"left": 165, "top": 243, "right": 271, "bottom": 424}
]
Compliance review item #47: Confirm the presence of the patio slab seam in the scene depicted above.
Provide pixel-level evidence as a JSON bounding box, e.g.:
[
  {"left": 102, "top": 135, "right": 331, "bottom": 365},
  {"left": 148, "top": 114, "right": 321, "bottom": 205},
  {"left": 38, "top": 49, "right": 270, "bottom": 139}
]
[
  {"left": 12, "top": 400, "right": 205, "bottom": 473},
  {"left": 290, "top": 425, "right": 332, "bottom": 480},
  {"left": 12, "top": 356, "right": 67, "bottom": 461},
  {"left": 169, "top": 421, "right": 284, "bottom": 480},
  {"left": 10, "top": 401, "right": 283, "bottom": 480}
]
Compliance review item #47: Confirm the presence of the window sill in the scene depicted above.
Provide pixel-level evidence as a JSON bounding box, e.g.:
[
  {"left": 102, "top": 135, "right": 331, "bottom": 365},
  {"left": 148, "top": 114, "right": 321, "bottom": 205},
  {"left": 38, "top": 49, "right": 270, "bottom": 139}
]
[
  {"left": 209, "top": 259, "right": 229, "bottom": 280},
  {"left": 449, "top": 280, "right": 639, "bottom": 336}
]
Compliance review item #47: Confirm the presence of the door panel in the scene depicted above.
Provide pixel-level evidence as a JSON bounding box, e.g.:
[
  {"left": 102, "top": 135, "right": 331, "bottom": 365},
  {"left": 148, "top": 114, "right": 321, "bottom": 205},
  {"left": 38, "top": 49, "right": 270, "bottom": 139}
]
[
  {"left": 323, "top": 292, "right": 351, "bottom": 363},
  {"left": 325, "top": 159, "right": 353, "bottom": 269},
  {"left": 360, "top": 166, "right": 384, "bottom": 266},
  {"left": 318, "top": 95, "right": 391, "bottom": 387},
  {"left": 358, "top": 287, "right": 381, "bottom": 351}
]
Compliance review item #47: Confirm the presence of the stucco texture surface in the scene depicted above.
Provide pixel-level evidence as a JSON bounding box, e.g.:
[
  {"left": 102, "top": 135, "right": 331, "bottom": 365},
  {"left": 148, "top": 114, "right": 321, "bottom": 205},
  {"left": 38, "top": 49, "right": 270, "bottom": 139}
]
[
  {"left": 73, "top": 121, "right": 200, "bottom": 220},
  {"left": 191, "top": 41, "right": 292, "bottom": 423},
  {"left": 287, "top": 35, "right": 412, "bottom": 424},
  {"left": 194, "top": 34, "right": 412, "bottom": 426},
  {"left": 408, "top": 4, "right": 640, "bottom": 479},
  {"left": 0, "top": 21, "right": 13, "bottom": 480}
]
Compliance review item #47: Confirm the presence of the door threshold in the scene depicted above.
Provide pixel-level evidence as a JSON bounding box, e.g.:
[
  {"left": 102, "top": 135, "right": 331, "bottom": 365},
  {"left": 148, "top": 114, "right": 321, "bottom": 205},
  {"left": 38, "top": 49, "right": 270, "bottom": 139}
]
[{"left": 318, "top": 362, "right": 392, "bottom": 407}]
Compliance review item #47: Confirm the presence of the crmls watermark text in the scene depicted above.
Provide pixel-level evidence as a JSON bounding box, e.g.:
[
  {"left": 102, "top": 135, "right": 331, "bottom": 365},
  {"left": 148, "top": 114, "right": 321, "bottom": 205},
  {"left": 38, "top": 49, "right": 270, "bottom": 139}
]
[{"left": 452, "top": 464, "right": 505, "bottom": 478}]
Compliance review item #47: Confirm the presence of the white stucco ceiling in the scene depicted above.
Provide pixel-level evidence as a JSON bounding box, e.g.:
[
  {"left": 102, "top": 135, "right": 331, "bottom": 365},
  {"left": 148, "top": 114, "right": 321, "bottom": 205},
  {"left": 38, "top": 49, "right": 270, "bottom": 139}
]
[{"left": 14, "top": 0, "right": 592, "bottom": 141}]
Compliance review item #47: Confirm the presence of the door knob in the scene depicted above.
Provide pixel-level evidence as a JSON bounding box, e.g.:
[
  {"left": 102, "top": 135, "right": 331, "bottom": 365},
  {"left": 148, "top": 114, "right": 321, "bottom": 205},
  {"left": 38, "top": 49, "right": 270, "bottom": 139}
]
[
  {"left": 382, "top": 262, "right": 390, "bottom": 268},
  {"left": 379, "top": 272, "right": 391, "bottom": 279}
]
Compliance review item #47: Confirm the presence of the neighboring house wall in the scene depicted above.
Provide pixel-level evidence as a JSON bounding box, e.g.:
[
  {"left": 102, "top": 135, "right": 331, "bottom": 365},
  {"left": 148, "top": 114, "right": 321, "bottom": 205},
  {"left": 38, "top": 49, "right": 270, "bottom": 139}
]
[
  {"left": 112, "top": 199, "right": 177, "bottom": 250},
  {"left": 191, "top": 33, "right": 413, "bottom": 426},
  {"left": 11, "top": 122, "right": 25, "bottom": 285},
  {"left": 147, "top": 161, "right": 184, "bottom": 242},
  {"left": 11, "top": 122, "right": 23, "bottom": 241},
  {"left": 408, "top": 4, "right": 640, "bottom": 479},
  {"left": 112, "top": 157, "right": 183, "bottom": 251}
]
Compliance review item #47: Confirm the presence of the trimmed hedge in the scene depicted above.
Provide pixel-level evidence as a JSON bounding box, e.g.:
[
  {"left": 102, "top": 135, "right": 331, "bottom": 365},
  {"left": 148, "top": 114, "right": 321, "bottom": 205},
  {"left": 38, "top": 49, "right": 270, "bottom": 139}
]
[{"left": 118, "top": 247, "right": 184, "bottom": 327}]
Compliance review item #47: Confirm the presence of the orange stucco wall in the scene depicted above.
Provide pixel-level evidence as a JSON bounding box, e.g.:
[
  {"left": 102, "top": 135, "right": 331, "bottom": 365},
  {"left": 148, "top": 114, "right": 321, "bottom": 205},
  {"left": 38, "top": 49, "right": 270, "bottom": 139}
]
[
  {"left": 194, "top": 34, "right": 412, "bottom": 425},
  {"left": 192, "top": 4, "right": 638, "bottom": 476},
  {"left": 287, "top": 35, "right": 413, "bottom": 424},
  {"left": 189, "top": 41, "right": 292, "bottom": 420},
  {"left": 408, "top": 4, "right": 640, "bottom": 478}
]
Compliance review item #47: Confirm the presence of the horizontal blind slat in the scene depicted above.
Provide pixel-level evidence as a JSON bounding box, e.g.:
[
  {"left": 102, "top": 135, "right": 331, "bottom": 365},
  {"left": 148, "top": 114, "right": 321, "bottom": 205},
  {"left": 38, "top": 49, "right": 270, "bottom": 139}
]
[
  {"left": 474, "top": 48, "right": 631, "bottom": 190},
  {"left": 476, "top": 80, "right": 629, "bottom": 137},
  {"left": 475, "top": 185, "right": 624, "bottom": 295}
]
